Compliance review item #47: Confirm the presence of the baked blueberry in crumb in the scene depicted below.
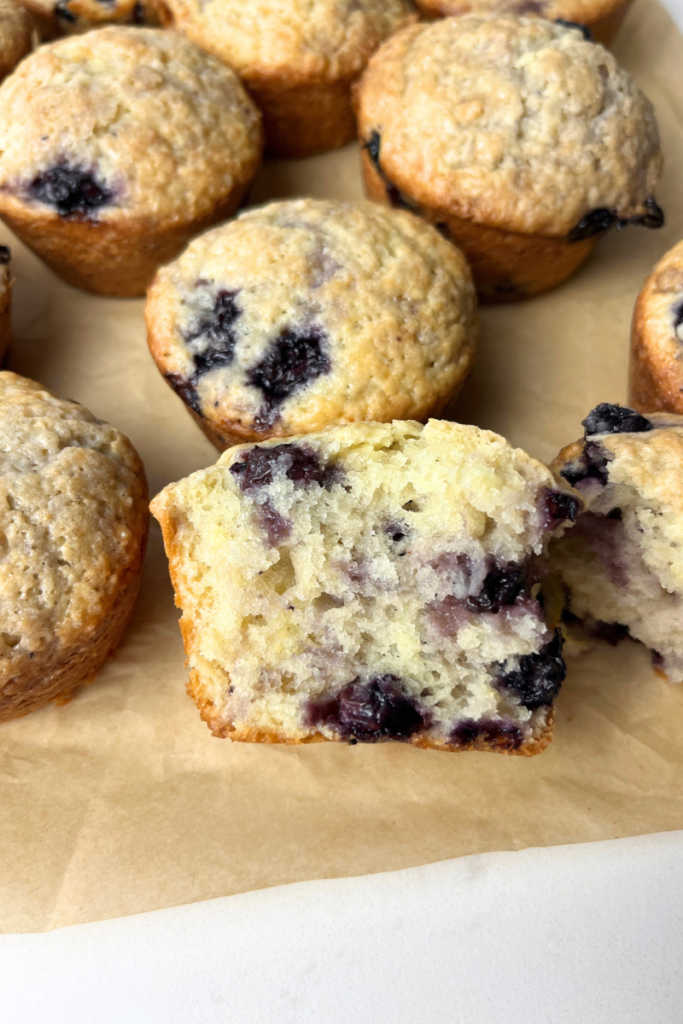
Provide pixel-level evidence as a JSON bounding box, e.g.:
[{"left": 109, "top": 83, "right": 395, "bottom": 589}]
[
  {"left": 306, "top": 674, "right": 425, "bottom": 742},
  {"left": 249, "top": 326, "right": 330, "bottom": 426},
  {"left": 256, "top": 500, "right": 291, "bottom": 546},
  {"left": 363, "top": 131, "right": 418, "bottom": 212},
  {"left": 540, "top": 488, "right": 581, "bottom": 529},
  {"left": 164, "top": 373, "right": 203, "bottom": 415},
  {"left": 560, "top": 441, "right": 609, "bottom": 487},
  {"left": 230, "top": 443, "right": 337, "bottom": 492},
  {"left": 554, "top": 18, "right": 592, "bottom": 39},
  {"left": 0, "top": 246, "right": 10, "bottom": 265},
  {"left": 450, "top": 718, "right": 524, "bottom": 750},
  {"left": 29, "top": 165, "right": 111, "bottom": 218},
  {"left": 497, "top": 630, "right": 566, "bottom": 709},
  {"left": 582, "top": 403, "right": 652, "bottom": 436},
  {"left": 673, "top": 299, "right": 683, "bottom": 336},
  {"left": 186, "top": 290, "right": 241, "bottom": 377},
  {"left": 54, "top": 1, "right": 77, "bottom": 22},
  {"left": 466, "top": 561, "right": 526, "bottom": 614},
  {"left": 567, "top": 199, "right": 664, "bottom": 243}
]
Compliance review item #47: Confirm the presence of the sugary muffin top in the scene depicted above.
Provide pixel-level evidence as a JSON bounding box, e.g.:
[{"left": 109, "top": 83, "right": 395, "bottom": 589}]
[
  {"left": 356, "top": 15, "right": 662, "bottom": 237},
  {"left": 0, "top": 27, "right": 262, "bottom": 223},
  {"left": 0, "top": 0, "right": 31, "bottom": 80},
  {"left": 552, "top": 406, "right": 683, "bottom": 592},
  {"left": 146, "top": 198, "right": 478, "bottom": 441},
  {"left": 0, "top": 372, "right": 148, "bottom": 675},
  {"left": 165, "top": 0, "right": 414, "bottom": 82},
  {"left": 416, "top": 0, "right": 624, "bottom": 24}
]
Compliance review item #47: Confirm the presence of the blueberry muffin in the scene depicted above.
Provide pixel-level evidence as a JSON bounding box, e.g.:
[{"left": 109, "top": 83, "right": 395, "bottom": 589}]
[
  {"left": 146, "top": 199, "right": 478, "bottom": 450},
  {"left": 0, "top": 0, "right": 31, "bottom": 80},
  {"left": 0, "top": 27, "right": 263, "bottom": 296},
  {"left": 151, "top": 419, "right": 580, "bottom": 753},
  {"left": 163, "top": 0, "right": 414, "bottom": 157},
  {"left": 630, "top": 240, "right": 683, "bottom": 417},
  {"left": 413, "top": 0, "right": 632, "bottom": 48},
  {"left": 19, "top": 0, "right": 167, "bottom": 36},
  {"left": 355, "top": 16, "right": 663, "bottom": 301},
  {"left": 0, "top": 245, "right": 12, "bottom": 365},
  {"left": 549, "top": 404, "right": 683, "bottom": 682},
  {"left": 0, "top": 372, "right": 149, "bottom": 722}
]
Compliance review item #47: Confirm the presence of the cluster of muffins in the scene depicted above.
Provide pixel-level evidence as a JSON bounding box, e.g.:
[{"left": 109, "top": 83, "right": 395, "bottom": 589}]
[{"left": 0, "top": 0, "right": 680, "bottom": 759}]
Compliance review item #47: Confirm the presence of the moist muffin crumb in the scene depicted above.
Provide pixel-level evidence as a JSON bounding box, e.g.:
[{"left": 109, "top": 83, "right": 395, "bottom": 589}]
[
  {"left": 0, "top": 371, "right": 149, "bottom": 722},
  {"left": 151, "top": 419, "right": 580, "bottom": 753},
  {"left": 549, "top": 405, "right": 683, "bottom": 682},
  {"left": 164, "top": 0, "right": 414, "bottom": 157},
  {"left": 146, "top": 199, "right": 478, "bottom": 449},
  {"left": 355, "top": 15, "right": 662, "bottom": 300},
  {"left": 630, "top": 240, "right": 683, "bottom": 416},
  {"left": 0, "top": 27, "right": 263, "bottom": 296}
]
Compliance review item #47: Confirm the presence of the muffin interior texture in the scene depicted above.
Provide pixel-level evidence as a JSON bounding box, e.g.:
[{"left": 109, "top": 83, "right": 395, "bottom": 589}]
[
  {"left": 550, "top": 406, "right": 683, "bottom": 681},
  {"left": 152, "top": 421, "right": 579, "bottom": 752}
]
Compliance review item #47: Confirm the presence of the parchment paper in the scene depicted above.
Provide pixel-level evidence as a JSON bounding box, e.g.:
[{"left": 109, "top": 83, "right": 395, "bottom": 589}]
[{"left": 1, "top": 0, "right": 682, "bottom": 934}]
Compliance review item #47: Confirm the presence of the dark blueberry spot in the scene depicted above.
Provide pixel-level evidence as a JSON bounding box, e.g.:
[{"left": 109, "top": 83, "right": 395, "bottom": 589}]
[
  {"left": 590, "top": 620, "right": 630, "bottom": 646},
  {"left": 606, "top": 506, "right": 623, "bottom": 520},
  {"left": 568, "top": 199, "right": 663, "bottom": 243},
  {"left": 230, "top": 443, "right": 336, "bottom": 493},
  {"left": 560, "top": 441, "right": 609, "bottom": 488},
  {"left": 637, "top": 197, "right": 665, "bottom": 230},
  {"left": 132, "top": 0, "right": 146, "bottom": 22},
  {"left": 554, "top": 18, "right": 592, "bottom": 39},
  {"left": 256, "top": 499, "right": 291, "bottom": 546},
  {"left": 652, "top": 650, "right": 664, "bottom": 668},
  {"left": 497, "top": 630, "right": 566, "bottom": 710},
  {"left": 0, "top": 245, "right": 10, "bottom": 265},
  {"left": 493, "top": 280, "right": 522, "bottom": 295},
  {"left": 186, "top": 290, "right": 241, "bottom": 378},
  {"left": 582, "top": 403, "right": 652, "bottom": 437},
  {"left": 249, "top": 326, "right": 330, "bottom": 427},
  {"left": 29, "top": 165, "right": 111, "bottom": 218},
  {"left": 306, "top": 674, "right": 425, "bottom": 742},
  {"left": 362, "top": 131, "right": 417, "bottom": 212},
  {"left": 567, "top": 208, "right": 617, "bottom": 243},
  {"left": 673, "top": 299, "right": 683, "bottom": 336},
  {"left": 466, "top": 562, "right": 526, "bottom": 615},
  {"left": 164, "top": 374, "right": 203, "bottom": 416},
  {"left": 54, "top": 0, "right": 77, "bottom": 21},
  {"left": 450, "top": 718, "right": 524, "bottom": 751},
  {"left": 540, "top": 487, "right": 581, "bottom": 530}
]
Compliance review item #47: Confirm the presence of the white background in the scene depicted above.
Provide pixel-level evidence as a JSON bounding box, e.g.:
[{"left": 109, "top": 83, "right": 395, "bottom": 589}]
[{"left": 3, "top": 1, "right": 683, "bottom": 1019}]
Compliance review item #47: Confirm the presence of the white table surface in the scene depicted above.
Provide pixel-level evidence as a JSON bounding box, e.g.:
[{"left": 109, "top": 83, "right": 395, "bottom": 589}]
[{"left": 4, "top": 3, "right": 683, "bottom": 1020}]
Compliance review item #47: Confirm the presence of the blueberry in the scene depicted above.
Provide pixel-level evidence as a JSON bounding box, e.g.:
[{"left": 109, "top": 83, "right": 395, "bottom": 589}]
[
  {"left": 582, "top": 403, "right": 652, "bottom": 437},
  {"left": 54, "top": 1, "right": 77, "bottom": 21},
  {"left": 256, "top": 499, "right": 292, "bottom": 546},
  {"left": 307, "top": 674, "right": 425, "bottom": 742},
  {"left": 164, "top": 373, "right": 203, "bottom": 416},
  {"left": 567, "top": 208, "right": 617, "bottom": 243},
  {"left": 249, "top": 326, "right": 330, "bottom": 426},
  {"left": 362, "top": 131, "right": 417, "bottom": 212},
  {"left": 187, "top": 290, "right": 241, "bottom": 377},
  {"left": 539, "top": 487, "right": 581, "bottom": 530},
  {"left": 466, "top": 561, "right": 526, "bottom": 614},
  {"left": 673, "top": 299, "right": 683, "bottom": 335},
  {"left": 230, "top": 443, "right": 336, "bottom": 492},
  {"left": 29, "top": 165, "right": 111, "bottom": 218},
  {"left": 568, "top": 199, "right": 663, "bottom": 243},
  {"left": 450, "top": 718, "right": 524, "bottom": 751},
  {"left": 560, "top": 441, "right": 609, "bottom": 488},
  {"left": 0, "top": 246, "right": 10, "bottom": 265},
  {"left": 554, "top": 18, "right": 592, "bottom": 39},
  {"left": 497, "top": 630, "right": 566, "bottom": 709}
]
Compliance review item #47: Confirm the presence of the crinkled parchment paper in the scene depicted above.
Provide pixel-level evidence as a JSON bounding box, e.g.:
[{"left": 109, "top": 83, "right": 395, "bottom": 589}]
[{"left": 1, "top": 0, "right": 682, "bottom": 933}]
